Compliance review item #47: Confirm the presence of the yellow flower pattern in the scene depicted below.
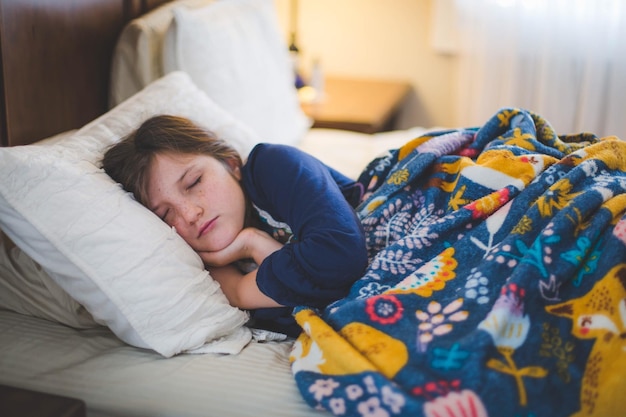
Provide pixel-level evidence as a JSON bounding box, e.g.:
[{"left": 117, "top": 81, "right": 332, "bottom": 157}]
[
  {"left": 497, "top": 108, "right": 519, "bottom": 127},
  {"left": 535, "top": 178, "right": 582, "bottom": 217},
  {"left": 502, "top": 127, "right": 537, "bottom": 151},
  {"left": 387, "top": 168, "right": 409, "bottom": 186},
  {"left": 512, "top": 215, "right": 533, "bottom": 235}
]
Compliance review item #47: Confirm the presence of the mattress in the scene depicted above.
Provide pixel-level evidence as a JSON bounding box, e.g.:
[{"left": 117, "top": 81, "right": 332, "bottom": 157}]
[{"left": 0, "top": 309, "right": 319, "bottom": 417}]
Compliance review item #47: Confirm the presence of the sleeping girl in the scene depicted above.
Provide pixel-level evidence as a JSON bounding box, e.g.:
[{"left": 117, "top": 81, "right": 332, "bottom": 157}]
[{"left": 102, "top": 115, "right": 368, "bottom": 336}]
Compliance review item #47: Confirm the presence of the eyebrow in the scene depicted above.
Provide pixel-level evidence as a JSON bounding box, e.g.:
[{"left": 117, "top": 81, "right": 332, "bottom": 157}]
[{"left": 177, "top": 167, "right": 192, "bottom": 185}]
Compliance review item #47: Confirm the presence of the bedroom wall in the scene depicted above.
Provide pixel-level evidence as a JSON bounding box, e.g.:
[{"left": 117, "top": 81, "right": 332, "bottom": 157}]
[{"left": 274, "top": 0, "right": 457, "bottom": 130}]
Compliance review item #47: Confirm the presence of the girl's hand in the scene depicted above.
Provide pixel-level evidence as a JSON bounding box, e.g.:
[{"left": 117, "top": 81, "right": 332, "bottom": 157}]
[{"left": 199, "top": 227, "right": 282, "bottom": 267}]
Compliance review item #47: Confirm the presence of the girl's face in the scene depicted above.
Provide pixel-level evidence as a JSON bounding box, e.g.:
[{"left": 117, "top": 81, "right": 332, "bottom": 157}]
[{"left": 146, "top": 152, "right": 246, "bottom": 253}]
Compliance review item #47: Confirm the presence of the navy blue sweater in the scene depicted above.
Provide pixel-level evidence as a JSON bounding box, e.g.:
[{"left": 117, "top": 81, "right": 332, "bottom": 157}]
[{"left": 240, "top": 144, "right": 367, "bottom": 335}]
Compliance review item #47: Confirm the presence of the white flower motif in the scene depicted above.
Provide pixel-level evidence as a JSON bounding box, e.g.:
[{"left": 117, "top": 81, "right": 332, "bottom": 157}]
[
  {"left": 309, "top": 378, "right": 339, "bottom": 402},
  {"left": 358, "top": 282, "right": 391, "bottom": 299},
  {"left": 381, "top": 386, "right": 405, "bottom": 414},
  {"left": 580, "top": 159, "right": 597, "bottom": 177},
  {"left": 465, "top": 269, "right": 491, "bottom": 304},
  {"left": 329, "top": 398, "right": 346, "bottom": 415},
  {"left": 364, "top": 375, "right": 378, "bottom": 394},
  {"left": 346, "top": 384, "right": 364, "bottom": 400},
  {"left": 291, "top": 335, "right": 325, "bottom": 374},
  {"left": 357, "top": 397, "right": 390, "bottom": 417}
]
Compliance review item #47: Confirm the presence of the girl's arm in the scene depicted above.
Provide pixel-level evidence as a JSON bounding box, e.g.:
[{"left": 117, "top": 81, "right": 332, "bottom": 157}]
[
  {"left": 201, "top": 228, "right": 284, "bottom": 309},
  {"left": 209, "top": 264, "right": 283, "bottom": 309}
]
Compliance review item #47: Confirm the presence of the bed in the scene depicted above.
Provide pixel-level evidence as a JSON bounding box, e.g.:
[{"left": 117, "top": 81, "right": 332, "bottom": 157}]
[
  {"left": 0, "top": 1, "right": 423, "bottom": 416},
  {"left": 1, "top": 1, "right": 625, "bottom": 417}
]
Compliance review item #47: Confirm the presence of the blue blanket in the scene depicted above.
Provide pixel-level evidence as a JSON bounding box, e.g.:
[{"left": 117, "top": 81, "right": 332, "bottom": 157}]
[{"left": 290, "top": 108, "right": 626, "bottom": 417}]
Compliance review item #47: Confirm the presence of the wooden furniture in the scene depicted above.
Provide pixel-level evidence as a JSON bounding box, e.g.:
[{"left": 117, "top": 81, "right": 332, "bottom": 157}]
[
  {"left": 0, "top": 0, "right": 171, "bottom": 408},
  {"left": 301, "top": 76, "right": 411, "bottom": 134},
  {"left": 0, "top": 384, "right": 86, "bottom": 417},
  {"left": 0, "top": 0, "right": 173, "bottom": 147}
]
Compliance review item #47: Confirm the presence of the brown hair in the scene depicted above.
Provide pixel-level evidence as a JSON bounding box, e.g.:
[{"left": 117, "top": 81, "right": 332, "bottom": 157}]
[{"left": 102, "top": 115, "right": 242, "bottom": 205}]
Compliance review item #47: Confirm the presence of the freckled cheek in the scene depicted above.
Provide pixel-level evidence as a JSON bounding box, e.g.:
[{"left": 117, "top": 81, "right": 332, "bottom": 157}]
[{"left": 171, "top": 220, "right": 195, "bottom": 244}]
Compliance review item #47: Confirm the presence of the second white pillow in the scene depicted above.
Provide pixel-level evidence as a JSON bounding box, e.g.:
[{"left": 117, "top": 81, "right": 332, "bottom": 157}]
[{"left": 163, "top": 0, "right": 311, "bottom": 146}]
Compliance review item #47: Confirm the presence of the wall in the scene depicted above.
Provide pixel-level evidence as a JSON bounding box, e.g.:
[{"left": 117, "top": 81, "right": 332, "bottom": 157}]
[{"left": 274, "top": 0, "right": 457, "bottom": 130}]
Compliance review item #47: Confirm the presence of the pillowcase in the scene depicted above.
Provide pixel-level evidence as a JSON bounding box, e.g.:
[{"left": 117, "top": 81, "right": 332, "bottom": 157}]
[
  {"left": 0, "top": 71, "right": 260, "bottom": 357},
  {"left": 0, "top": 231, "right": 99, "bottom": 329},
  {"left": 162, "top": 0, "right": 311, "bottom": 146}
]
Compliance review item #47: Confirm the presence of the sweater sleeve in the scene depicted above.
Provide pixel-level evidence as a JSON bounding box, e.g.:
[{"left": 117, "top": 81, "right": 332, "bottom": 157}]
[{"left": 241, "top": 144, "right": 368, "bottom": 308}]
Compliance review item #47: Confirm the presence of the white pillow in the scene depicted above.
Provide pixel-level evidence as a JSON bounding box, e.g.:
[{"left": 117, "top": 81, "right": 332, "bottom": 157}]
[
  {"left": 109, "top": 0, "right": 216, "bottom": 107},
  {"left": 0, "top": 71, "right": 258, "bottom": 357},
  {"left": 162, "top": 0, "right": 311, "bottom": 146}
]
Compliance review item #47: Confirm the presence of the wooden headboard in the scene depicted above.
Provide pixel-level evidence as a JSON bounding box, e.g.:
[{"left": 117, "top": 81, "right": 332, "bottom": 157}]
[{"left": 0, "top": 0, "right": 173, "bottom": 147}]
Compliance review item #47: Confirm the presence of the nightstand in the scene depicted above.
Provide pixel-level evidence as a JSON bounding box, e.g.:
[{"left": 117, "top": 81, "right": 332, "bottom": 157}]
[
  {"left": 301, "top": 76, "right": 411, "bottom": 134},
  {"left": 0, "top": 385, "right": 86, "bottom": 417}
]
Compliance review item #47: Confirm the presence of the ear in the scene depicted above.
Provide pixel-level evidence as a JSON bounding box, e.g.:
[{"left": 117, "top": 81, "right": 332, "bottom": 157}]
[
  {"left": 226, "top": 157, "right": 242, "bottom": 180},
  {"left": 616, "top": 264, "right": 626, "bottom": 292}
]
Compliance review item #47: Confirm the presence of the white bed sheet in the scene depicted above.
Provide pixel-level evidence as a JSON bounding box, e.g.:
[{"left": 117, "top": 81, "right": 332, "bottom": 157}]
[
  {"left": 299, "top": 127, "right": 433, "bottom": 179},
  {"left": 0, "top": 309, "right": 319, "bottom": 417}
]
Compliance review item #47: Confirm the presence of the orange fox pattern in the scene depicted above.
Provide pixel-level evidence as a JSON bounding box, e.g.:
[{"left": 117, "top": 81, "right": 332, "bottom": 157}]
[{"left": 546, "top": 264, "right": 626, "bottom": 417}]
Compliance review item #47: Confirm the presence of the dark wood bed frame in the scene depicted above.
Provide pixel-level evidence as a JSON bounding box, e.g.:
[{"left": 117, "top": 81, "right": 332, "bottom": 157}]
[{"left": 0, "top": 0, "right": 173, "bottom": 148}]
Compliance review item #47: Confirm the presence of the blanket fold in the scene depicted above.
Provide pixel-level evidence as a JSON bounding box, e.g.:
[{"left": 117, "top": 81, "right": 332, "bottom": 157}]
[{"left": 290, "top": 108, "right": 626, "bottom": 417}]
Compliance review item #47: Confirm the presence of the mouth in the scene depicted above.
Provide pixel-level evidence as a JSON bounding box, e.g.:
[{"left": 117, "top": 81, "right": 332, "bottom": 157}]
[{"left": 198, "top": 217, "right": 218, "bottom": 238}]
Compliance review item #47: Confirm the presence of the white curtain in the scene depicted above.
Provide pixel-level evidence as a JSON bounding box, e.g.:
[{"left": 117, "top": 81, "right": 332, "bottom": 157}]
[{"left": 454, "top": 0, "right": 626, "bottom": 139}]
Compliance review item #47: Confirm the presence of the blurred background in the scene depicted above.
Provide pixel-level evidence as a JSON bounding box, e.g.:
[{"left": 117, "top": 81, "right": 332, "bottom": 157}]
[{"left": 274, "top": 0, "right": 626, "bottom": 139}]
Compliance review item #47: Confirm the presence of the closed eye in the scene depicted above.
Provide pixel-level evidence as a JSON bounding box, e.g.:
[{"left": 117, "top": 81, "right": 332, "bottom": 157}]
[{"left": 187, "top": 176, "right": 201, "bottom": 190}]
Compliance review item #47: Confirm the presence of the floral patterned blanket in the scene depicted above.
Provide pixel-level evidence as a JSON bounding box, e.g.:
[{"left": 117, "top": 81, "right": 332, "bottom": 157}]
[{"left": 290, "top": 108, "right": 626, "bottom": 417}]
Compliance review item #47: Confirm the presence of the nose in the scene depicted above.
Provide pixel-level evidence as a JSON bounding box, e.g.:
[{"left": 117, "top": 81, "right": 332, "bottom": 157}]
[{"left": 179, "top": 201, "right": 202, "bottom": 225}]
